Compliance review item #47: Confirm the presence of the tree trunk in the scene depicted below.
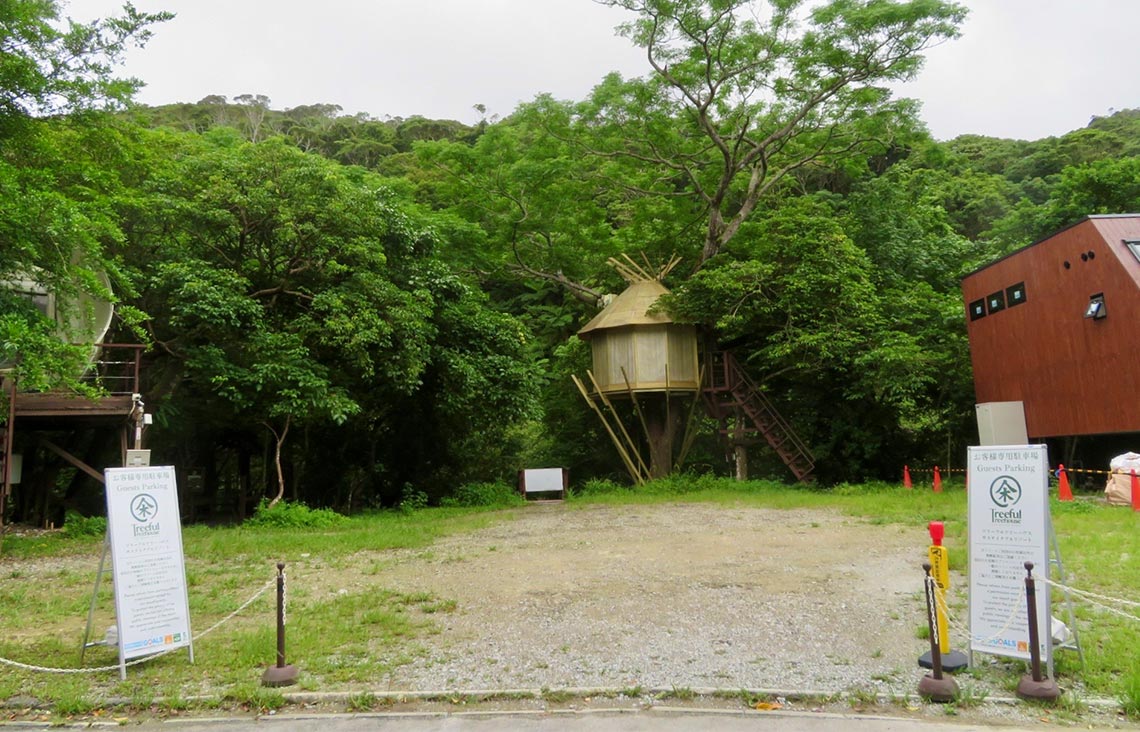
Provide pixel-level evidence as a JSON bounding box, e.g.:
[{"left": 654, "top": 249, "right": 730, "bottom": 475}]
[
  {"left": 733, "top": 413, "right": 749, "bottom": 481},
  {"left": 265, "top": 417, "right": 291, "bottom": 509},
  {"left": 644, "top": 395, "right": 681, "bottom": 479},
  {"left": 734, "top": 444, "right": 749, "bottom": 482}
]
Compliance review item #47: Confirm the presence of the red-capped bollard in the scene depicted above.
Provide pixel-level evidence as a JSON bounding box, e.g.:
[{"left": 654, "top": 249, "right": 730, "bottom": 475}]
[
  {"left": 262, "top": 562, "right": 299, "bottom": 687},
  {"left": 918, "top": 522, "right": 967, "bottom": 672}
]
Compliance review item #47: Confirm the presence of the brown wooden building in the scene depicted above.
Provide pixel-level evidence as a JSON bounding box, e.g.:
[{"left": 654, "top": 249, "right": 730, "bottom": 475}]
[{"left": 961, "top": 215, "right": 1140, "bottom": 438}]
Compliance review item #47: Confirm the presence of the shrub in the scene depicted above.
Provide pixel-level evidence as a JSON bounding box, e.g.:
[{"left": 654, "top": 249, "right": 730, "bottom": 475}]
[
  {"left": 441, "top": 482, "right": 523, "bottom": 508},
  {"left": 576, "top": 478, "right": 628, "bottom": 496},
  {"left": 398, "top": 484, "right": 429, "bottom": 514},
  {"left": 63, "top": 511, "right": 107, "bottom": 538},
  {"left": 245, "top": 499, "right": 346, "bottom": 529}
]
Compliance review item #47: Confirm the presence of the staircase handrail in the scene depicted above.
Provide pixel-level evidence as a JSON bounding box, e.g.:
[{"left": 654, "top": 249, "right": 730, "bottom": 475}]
[{"left": 709, "top": 350, "right": 815, "bottom": 464}]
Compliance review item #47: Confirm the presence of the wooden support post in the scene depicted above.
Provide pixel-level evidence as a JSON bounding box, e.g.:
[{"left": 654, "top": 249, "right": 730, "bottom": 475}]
[
  {"left": 586, "top": 371, "right": 650, "bottom": 480},
  {"left": 673, "top": 365, "right": 706, "bottom": 472},
  {"left": 39, "top": 438, "right": 106, "bottom": 485},
  {"left": 620, "top": 367, "right": 653, "bottom": 454},
  {"left": 1, "top": 376, "right": 15, "bottom": 528},
  {"left": 571, "top": 376, "right": 645, "bottom": 485}
]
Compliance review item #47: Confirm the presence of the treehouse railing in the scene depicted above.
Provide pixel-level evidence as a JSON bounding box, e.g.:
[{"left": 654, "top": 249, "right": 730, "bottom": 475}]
[{"left": 80, "top": 343, "right": 144, "bottom": 396}]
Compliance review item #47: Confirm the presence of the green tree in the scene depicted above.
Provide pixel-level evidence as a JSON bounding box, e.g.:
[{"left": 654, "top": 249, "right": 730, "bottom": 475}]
[
  {"left": 0, "top": 1, "right": 168, "bottom": 390},
  {"left": 0, "top": 1, "right": 169, "bottom": 126},
  {"left": 112, "top": 131, "right": 538, "bottom": 508},
  {"left": 589, "top": 0, "right": 966, "bottom": 266}
]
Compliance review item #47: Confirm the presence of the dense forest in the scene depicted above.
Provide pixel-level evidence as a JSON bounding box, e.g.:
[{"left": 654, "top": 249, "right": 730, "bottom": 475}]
[{"left": 3, "top": 0, "right": 1140, "bottom": 523}]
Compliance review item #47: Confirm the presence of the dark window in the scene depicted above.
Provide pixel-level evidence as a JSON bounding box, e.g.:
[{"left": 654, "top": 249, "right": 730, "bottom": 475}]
[
  {"left": 1126, "top": 240, "right": 1140, "bottom": 264},
  {"left": 986, "top": 290, "right": 1006, "bottom": 314},
  {"left": 968, "top": 298, "right": 986, "bottom": 321},
  {"left": 1005, "top": 282, "right": 1027, "bottom": 308}
]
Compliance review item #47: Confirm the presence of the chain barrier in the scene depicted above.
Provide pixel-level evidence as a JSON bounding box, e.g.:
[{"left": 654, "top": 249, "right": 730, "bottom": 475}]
[
  {"left": 0, "top": 578, "right": 275, "bottom": 675},
  {"left": 930, "top": 571, "right": 1140, "bottom": 650},
  {"left": 1059, "top": 467, "right": 1136, "bottom": 477},
  {"left": 924, "top": 575, "right": 941, "bottom": 648},
  {"left": 1037, "top": 575, "right": 1140, "bottom": 624}
]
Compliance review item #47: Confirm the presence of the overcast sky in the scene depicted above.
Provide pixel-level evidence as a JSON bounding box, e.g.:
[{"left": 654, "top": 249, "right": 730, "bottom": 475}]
[{"left": 73, "top": 0, "right": 1140, "bottom": 142}]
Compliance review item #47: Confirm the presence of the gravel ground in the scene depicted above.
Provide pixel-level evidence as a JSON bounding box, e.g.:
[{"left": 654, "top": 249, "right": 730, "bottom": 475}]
[
  {"left": 375, "top": 502, "right": 931, "bottom": 693},
  {"left": 357, "top": 502, "right": 1139, "bottom": 728}
]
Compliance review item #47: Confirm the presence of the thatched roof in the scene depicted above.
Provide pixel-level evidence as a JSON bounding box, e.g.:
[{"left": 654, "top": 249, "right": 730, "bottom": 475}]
[{"left": 577, "top": 279, "right": 674, "bottom": 337}]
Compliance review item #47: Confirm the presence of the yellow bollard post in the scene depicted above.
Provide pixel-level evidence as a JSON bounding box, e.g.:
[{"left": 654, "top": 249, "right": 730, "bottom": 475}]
[{"left": 918, "top": 521, "right": 968, "bottom": 672}]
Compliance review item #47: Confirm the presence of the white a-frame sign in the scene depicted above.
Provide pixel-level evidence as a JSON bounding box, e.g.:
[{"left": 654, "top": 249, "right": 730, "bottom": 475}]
[
  {"left": 104, "top": 466, "right": 194, "bottom": 679},
  {"left": 967, "top": 445, "right": 1050, "bottom": 668}
]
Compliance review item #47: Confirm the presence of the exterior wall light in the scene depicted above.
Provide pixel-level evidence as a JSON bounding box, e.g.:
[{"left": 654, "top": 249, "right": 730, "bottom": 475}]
[{"left": 1084, "top": 293, "right": 1106, "bottom": 320}]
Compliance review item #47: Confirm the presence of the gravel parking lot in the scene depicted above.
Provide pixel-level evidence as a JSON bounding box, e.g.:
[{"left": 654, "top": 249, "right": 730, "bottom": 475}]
[{"left": 374, "top": 502, "right": 930, "bottom": 694}]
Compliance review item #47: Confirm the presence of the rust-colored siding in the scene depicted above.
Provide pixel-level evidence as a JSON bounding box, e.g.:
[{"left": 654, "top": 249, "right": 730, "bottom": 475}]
[{"left": 961, "top": 216, "right": 1140, "bottom": 438}]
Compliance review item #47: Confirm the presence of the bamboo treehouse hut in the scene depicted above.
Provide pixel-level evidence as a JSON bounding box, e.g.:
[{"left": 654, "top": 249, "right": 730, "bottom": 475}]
[
  {"left": 573, "top": 256, "right": 702, "bottom": 482},
  {"left": 573, "top": 255, "right": 815, "bottom": 485}
]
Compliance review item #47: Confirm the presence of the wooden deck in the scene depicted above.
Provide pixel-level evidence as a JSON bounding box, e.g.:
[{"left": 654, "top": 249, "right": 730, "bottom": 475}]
[
  {"left": 11, "top": 343, "right": 144, "bottom": 423},
  {"left": 14, "top": 392, "right": 136, "bottom": 420}
]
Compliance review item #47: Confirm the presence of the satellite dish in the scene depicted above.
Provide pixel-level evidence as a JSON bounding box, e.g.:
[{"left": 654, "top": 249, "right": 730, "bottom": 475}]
[{"left": 2, "top": 267, "right": 115, "bottom": 370}]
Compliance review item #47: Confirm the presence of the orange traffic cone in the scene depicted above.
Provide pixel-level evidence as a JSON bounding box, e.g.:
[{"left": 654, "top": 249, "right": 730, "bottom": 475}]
[
  {"left": 903, "top": 465, "right": 913, "bottom": 490},
  {"left": 1058, "top": 465, "right": 1073, "bottom": 502},
  {"left": 933, "top": 466, "right": 943, "bottom": 493},
  {"left": 1132, "top": 470, "right": 1140, "bottom": 512}
]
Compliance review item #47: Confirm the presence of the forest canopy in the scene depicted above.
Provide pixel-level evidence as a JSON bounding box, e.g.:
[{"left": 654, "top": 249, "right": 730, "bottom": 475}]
[{"left": 3, "top": 0, "right": 1140, "bottom": 523}]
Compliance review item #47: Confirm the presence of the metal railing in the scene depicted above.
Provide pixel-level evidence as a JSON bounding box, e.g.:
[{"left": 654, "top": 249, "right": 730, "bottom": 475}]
[{"left": 79, "top": 343, "right": 144, "bottom": 396}]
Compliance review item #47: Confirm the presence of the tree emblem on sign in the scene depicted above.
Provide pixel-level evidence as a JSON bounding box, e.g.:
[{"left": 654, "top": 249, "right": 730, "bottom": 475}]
[
  {"left": 989, "top": 476, "right": 1022, "bottom": 508},
  {"left": 130, "top": 493, "right": 158, "bottom": 522}
]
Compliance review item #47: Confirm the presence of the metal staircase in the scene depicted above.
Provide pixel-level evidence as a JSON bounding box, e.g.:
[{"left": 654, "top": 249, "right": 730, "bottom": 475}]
[{"left": 701, "top": 350, "right": 815, "bottom": 482}]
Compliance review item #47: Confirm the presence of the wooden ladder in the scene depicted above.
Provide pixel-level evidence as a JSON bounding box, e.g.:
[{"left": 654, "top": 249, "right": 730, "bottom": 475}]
[{"left": 701, "top": 350, "right": 815, "bottom": 482}]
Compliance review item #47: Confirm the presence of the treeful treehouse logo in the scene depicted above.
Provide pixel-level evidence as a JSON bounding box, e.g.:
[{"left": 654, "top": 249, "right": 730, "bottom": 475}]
[
  {"left": 989, "top": 476, "right": 1023, "bottom": 523},
  {"left": 130, "top": 493, "right": 160, "bottom": 537}
]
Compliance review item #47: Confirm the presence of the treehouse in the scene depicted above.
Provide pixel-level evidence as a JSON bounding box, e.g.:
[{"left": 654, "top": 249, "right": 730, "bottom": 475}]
[
  {"left": 573, "top": 256, "right": 814, "bottom": 484},
  {"left": 576, "top": 278, "right": 700, "bottom": 395},
  {"left": 961, "top": 214, "right": 1140, "bottom": 442},
  {"left": 1, "top": 271, "right": 146, "bottom": 528}
]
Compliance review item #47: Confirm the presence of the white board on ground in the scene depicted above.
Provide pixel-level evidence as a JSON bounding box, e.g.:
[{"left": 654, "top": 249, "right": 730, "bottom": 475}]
[
  {"left": 522, "top": 468, "right": 564, "bottom": 494},
  {"left": 104, "top": 466, "right": 193, "bottom": 676},
  {"left": 967, "top": 445, "right": 1050, "bottom": 663}
]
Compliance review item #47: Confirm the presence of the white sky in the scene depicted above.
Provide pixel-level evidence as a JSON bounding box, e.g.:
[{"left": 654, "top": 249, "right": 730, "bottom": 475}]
[{"left": 71, "top": 0, "right": 1140, "bottom": 141}]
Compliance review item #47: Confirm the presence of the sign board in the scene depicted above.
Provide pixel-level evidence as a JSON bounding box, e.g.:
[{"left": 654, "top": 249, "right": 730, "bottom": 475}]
[
  {"left": 975, "top": 401, "right": 1028, "bottom": 446},
  {"left": 104, "top": 466, "right": 193, "bottom": 678},
  {"left": 519, "top": 468, "right": 567, "bottom": 498},
  {"left": 968, "top": 445, "right": 1050, "bottom": 663},
  {"left": 125, "top": 449, "right": 151, "bottom": 467}
]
